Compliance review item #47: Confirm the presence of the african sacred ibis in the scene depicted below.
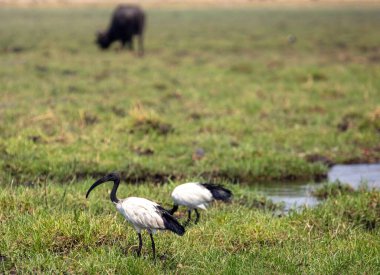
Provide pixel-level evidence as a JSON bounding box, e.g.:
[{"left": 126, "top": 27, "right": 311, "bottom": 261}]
[
  {"left": 169, "top": 182, "right": 232, "bottom": 226},
  {"left": 86, "top": 173, "right": 185, "bottom": 259}
]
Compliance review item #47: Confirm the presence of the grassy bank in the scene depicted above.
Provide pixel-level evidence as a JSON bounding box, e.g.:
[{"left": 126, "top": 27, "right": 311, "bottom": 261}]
[
  {"left": 0, "top": 8, "right": 379, "bottom": 273},
  {"left": 1, "top": 181, "right": 379, "bottom": 273},
  {"left": 0, "top": 8, "right": 380, "bottom": 183}
]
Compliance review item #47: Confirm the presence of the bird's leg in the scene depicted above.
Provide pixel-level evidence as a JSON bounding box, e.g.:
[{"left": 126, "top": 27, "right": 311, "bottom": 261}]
[
  {"left": 183, "top": 209, "right": 192, "bottom": 226},
  {"left": 169, "top": 204, "right": 179, "bottom": 215},
  {"left": 194, "top": 209, "right": 200, "bottom": 224},
  {"left": 137, "top": 233, "right": 143, "bottom": 257},
  {"left": 149, "top": 233, "right": 156, "bottom": 260}
]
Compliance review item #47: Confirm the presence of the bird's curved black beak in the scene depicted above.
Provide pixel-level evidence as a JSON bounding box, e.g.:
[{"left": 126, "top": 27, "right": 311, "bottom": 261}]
[{"left": 85, "top": 173, "right": 120, "bottom": 198}]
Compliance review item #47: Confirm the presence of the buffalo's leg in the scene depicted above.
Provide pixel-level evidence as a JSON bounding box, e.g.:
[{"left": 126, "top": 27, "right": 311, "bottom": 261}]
[
  {"left": 138, "top": 35, "right": 144, "bottom": 56},
  {"left": 128, "top": 41, "right": 134, "bottom": 51}
]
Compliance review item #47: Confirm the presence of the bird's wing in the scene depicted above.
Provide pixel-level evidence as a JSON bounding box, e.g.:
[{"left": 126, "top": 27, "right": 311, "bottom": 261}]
[
  {"left": 120, "top": 197, "right": 166, "bottom": 230},
  {"left": 172, "top": 183, "right": 213, "bottom": 207}
]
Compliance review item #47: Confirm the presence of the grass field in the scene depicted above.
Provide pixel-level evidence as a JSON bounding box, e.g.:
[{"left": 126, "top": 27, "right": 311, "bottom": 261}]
[
  {"left": 1, "top": 181, "right": 379, "bottom": 273},
  {"left": 1, "top": 7, "right": 380, "bottom": 184},
  {"left": 0, "top": 7, "right": 380, "bottom": 273}
]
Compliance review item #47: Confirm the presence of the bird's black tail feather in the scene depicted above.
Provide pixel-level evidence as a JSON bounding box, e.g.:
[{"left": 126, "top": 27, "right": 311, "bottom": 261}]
[
  {"left": 201, "top": 183, "right": 233, "bottom": 202},
  {"left": 156, "top": 206, "right": 185, "bottom": 236}
]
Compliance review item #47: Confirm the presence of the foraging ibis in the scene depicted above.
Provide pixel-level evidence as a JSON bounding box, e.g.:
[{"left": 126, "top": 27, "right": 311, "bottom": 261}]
[
  {"left": 168, "top": 183, "right": 232, "bottom": 226},
  {"left": 86, "top": 173, "right": 185, "bottom": 259}
]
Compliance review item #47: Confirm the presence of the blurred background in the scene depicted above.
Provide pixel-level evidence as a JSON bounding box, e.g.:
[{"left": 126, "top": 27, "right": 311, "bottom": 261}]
[{"left": 1, "top": 0, "right": 380, "bottom": 200}]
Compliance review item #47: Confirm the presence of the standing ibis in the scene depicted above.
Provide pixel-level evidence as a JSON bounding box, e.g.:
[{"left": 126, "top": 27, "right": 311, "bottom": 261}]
[
  {"left": 86, "top": 173, "right": 185, "bottom": 259},
  {"left": 168, "top": 182, "right": 232, "bottom": 226}
]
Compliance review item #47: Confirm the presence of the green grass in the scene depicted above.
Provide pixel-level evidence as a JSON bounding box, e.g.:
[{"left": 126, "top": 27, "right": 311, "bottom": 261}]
[
  {"left": 1, "top": 7, "right": 380, "bottom": 273},
  {"left": 312, "top": 181, "right": 356, "bottom": 199},
  {"left": 0, "top": 8, "right": 380, "bottom": 183},
  {"left": 1, "top": 182, "right": 379, "bottom": 273}
]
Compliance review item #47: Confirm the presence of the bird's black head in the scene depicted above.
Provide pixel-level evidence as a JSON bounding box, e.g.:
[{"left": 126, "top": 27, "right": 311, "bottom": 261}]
[
  {"left": 86, "top": 172, "right": 121, "bottom": 199},
  {"left": 96, "top": 31, "right": 111, "bottom": 50}
]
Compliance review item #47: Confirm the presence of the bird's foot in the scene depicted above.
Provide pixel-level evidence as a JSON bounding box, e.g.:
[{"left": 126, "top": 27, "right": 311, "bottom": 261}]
[
  {"left": 158, "top": 253, "right": 168, "bottom": 261},
  {"left": 127, "top": 245, "right": 142, "bottom": 257}
]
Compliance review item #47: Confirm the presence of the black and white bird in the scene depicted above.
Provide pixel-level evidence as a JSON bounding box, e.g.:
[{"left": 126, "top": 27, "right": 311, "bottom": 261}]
[
  {"left": 168, "top": 182, "right": 232, "bottom": 226},
  {"left": 86, "top": 173, "right": 185, "bottom": 259}
]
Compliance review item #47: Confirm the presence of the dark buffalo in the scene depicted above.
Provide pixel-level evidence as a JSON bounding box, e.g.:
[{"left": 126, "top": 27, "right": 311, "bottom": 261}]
[{"left": 96, "top": 5, "right": 145, "bottom": 55}]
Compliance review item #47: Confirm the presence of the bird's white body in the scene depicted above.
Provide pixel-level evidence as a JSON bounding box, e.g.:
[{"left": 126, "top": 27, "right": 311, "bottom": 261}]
[
  {"left": 116, "top": 197, "right": 165, "bottom": 233},
  {"left": 86, "top": 173, "right": 184, "bottom": 259},
  {"left": 171, "top": 182, "right": 213, "bottom": 210}
]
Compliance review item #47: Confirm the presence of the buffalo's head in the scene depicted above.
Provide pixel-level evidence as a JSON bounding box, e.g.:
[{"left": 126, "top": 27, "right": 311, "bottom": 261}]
[{"left": 96, "top": 31, "right": 111, "bottom": 49}]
